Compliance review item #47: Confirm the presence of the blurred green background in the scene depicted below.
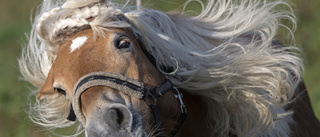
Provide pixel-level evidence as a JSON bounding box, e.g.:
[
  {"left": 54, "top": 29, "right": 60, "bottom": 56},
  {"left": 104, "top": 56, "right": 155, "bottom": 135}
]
[{"left": 0, "top": 0, "right": 319, "bottom": 136}]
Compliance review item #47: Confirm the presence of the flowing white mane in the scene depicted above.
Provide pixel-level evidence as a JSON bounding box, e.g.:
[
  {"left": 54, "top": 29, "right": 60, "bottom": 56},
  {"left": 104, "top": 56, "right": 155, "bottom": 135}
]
[{"left": 19, "top": 0, "right": 303, "bottom": 136}]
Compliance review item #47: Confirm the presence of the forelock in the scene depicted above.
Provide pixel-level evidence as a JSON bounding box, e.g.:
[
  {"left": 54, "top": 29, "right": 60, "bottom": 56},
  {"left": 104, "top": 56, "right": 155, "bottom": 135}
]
[{"left": 36, "top": 1, "right": 129, "bottom": 48}]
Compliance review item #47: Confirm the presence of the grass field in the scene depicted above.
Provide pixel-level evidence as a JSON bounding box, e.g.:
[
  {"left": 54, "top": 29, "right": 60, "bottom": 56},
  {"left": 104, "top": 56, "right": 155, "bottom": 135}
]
[{"left": 0, "top": 0, "right": 319, "bottom": 136}]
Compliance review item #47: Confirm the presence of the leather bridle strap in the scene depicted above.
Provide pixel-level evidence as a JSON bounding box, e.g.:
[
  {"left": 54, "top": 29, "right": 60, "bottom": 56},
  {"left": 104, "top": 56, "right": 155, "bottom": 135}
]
[
  {"left": 70, "top": 72, "right": 187, "bottom": 137},
  {"left": 143, "top": 80, "right": 172, "bottom": 134}
]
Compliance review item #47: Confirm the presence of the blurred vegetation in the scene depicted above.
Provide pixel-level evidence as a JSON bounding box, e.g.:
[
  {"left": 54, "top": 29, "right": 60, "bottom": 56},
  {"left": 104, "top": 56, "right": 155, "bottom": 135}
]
[
  {"left": 292, "top": 0, "right": 320, "bottom": 117},
  {"left": 0, "top": 0, "right": 319, "bottom": 136}
]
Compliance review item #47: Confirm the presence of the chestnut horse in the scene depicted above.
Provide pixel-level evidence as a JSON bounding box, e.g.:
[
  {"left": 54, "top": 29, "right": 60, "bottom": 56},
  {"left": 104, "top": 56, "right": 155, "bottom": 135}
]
[{"left": 20, "top": 0, "right": 320, "bottom": 136}]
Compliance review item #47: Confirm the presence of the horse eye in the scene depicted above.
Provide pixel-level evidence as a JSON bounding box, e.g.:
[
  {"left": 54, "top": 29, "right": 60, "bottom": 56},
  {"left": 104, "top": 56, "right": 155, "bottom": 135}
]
[
  {"left": 115, "top": 36, "right": 132, "bottom": 49},
  {"left": 54, "top": 88, "right": 66, "bottom": 96},
  {"left": 118, "top": 40, "right": 131, "bottom": 49}
]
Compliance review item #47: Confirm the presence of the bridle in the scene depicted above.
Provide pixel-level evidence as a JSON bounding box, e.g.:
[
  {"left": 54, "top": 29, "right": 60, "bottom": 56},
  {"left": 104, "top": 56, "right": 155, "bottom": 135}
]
[
  {"left": 68, "top": 72, "right": 186, "bottom": 137},
  {"left": 66, "top": 39, "right": 187, "bottom": 137}
]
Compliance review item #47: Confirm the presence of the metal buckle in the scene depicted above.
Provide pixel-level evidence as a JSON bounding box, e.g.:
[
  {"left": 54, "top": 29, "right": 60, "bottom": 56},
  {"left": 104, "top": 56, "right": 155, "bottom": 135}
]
[{"left": 173, "top": 86, "right": 187, "bottom": 114}]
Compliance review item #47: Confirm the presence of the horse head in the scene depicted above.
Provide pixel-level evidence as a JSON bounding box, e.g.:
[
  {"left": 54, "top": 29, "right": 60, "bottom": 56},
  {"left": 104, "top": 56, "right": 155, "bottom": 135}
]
[
  {"left": 36, "top": 4, "right": 186, "bottom": 136},
  {"left": 20, "top": 0, "right": 320, "bottom": 137}
]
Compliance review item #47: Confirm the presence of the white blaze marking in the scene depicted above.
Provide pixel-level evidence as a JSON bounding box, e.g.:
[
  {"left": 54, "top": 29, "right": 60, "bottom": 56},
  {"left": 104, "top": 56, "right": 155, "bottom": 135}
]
[{"left": 70, "top": 36, "right": 88, "bottom": 53}]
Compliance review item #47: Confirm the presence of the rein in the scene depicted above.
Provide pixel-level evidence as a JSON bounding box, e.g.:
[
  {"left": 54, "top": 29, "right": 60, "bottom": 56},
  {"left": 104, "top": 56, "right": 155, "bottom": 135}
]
[{"left": 68, "top": 72, "right": 187, "bottom": 137}]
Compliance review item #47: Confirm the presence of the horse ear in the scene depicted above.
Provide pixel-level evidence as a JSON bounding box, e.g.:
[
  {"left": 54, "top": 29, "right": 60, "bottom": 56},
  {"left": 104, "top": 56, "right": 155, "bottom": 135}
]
[{"left": 37, "top": 68, "right": 55, "bottom": 100}]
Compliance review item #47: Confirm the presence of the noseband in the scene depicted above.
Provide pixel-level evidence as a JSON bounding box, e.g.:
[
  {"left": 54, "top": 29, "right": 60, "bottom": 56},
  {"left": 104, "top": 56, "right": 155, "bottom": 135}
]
[{"left": 68, "top": 72, "right": 187, "bottom": 137}]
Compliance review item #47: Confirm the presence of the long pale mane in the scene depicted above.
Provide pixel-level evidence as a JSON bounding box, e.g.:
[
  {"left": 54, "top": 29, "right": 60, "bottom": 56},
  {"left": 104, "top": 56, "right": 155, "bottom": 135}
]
[{"left": 19, "top": 0, "right": 303, "bottom": 136}]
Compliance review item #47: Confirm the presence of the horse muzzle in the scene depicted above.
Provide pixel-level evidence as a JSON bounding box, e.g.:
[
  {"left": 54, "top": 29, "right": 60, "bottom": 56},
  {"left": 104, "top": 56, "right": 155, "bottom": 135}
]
[
  {"left": 69, "top": 72, "right": 186, "bottom": 137},
  {"left": 83, "top": 99, "right": 145, "bottom": 137}
]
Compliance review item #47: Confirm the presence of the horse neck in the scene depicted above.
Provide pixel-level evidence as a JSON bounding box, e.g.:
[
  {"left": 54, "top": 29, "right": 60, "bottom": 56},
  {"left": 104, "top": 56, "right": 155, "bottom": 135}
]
[{"left": 178, "top": 90, "right": 211, "bottom": 137}]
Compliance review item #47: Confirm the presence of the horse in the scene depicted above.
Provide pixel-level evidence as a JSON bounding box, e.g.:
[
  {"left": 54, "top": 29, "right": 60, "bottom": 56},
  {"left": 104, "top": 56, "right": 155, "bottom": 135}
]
[{"left": 19, "top": 0, "right": 320, "bottom": 136}]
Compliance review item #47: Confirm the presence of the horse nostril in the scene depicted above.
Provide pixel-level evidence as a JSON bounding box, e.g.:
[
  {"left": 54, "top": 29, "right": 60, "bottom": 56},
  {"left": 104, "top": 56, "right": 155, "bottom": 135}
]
[
  {"left": 84, "top": 103, "right": 133, "bottom": 136},
  {"left": 110, "top": 108, "right": 124, "bottom": 126},
  {"left": 105, "top": 104, "right": 133, "bottom": 131}
]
